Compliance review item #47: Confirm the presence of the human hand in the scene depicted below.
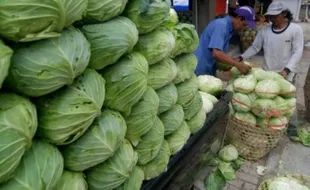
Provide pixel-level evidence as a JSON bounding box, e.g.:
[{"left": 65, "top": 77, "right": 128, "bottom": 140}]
[
  {"left": 279, "top": 70, "right": 288, "bottom": 78},
  {"left": 236, "top": 62, "right": 251, "bottom": 74}
]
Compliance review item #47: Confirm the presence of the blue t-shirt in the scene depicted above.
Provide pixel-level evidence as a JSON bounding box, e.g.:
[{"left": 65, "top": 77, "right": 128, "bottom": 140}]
[{"left": 194, "top": 16, "right": 234, "bottom": 76}]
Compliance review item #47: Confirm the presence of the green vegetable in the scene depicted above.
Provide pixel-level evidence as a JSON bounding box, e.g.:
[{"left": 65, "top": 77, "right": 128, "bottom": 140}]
[
  {"left": 36, "top": 69, "right": 105, "bottom": 145},
  {"left": 233, "top": 74, "right": 256, "bottom": 94},
  {"left": 140, "top": 140, "right": 171, "bottom": 180},
  {"left": 0, "top": 41, "right": 13, "bottom": 89},
  {"left": 251, "top": 99, "right": 276, "bottom": 118},
  {"left": 166, "top": 121, "right": 191, "bottom": 155},
  {"left": 216, "top": 61, "right": 232, "bottom": 71},
  {"left": 251, "top": 68, "right": 282, "bottom": 81},
  {"left": 234, "top": 112, "right": 256, "bottom": 127},
  {"left": 198, "top": 75, "right": 223, "bottom": 96},
  {"left": 275, "top": 78, "right": 296, "bottom": 98},
  {"left": 232, "top": 93, "right": 251, "bottom": 112},
  {"left": 82, "top": 17, "right": 139, "bottom": 69},
  {"left": 173, "top": 53, "right": 198, "bottom": 84},
  {"left": 187, "top": 108, "right": 206, "bottom": 133},
  {"left": 54, "top": 171, "right": 87, "bottom": 190},
  {"left": 0, "top": 0, "right": 87, "bottom": 42},
  {"left": 170, "top": 23, "right": 199, "bottom": 58},
  {"left": 218, "top": 145, "right": 239, "bottom": 162},
  {"left": 218, "top": 162, "right": 236, "bottom": 181},
  {"left": 84, "top": 0, "right": 128, "bottom": 23},
  {"left": 182, "top": 91, "right": 203, "bottom": 120},
  {"left": 268, "top": 116, "right": 288, "bottom": 130},
  {"left": 6, "top": 28, "right": 90, "bottom": 97},
  {"left": 177, "top": 74, "right": 199, "bottom": 106},
  {"left": 62, "top": 109, "right": 127, "bottom": 171},
  {"left": 231, "top": 158, "right": 244, "bottom": 170},
  {"left": 291, "top": 128, "right": 310, "bottom": 147},
  {"left": 0, "top": 93, "right": 37, "bottom": 184},
  {"left": 86, "top": 140, "right": 138, "bottom": 190},
  {"left": 255, "top": 80, "right": 280, "bottom": 99},
  {"left": 156, "top": 83, "right": 178, "bottom": 114},
  {"left": 201, "top": 95, "right": 214, "bottom": 114},
  {"left": 205, "top": 170, "right": 226, "bottom": 190},
  {"left": 0, "top": 140, "right": 64, "bottom": 190},
  {"left": 125, "top": 87, "right": 159, "bottom": 146},
  {"left": 101, "top": 52, "right": 148, "bottom": 116},
  {"left": 261, "top": 175, "right": 309, "bottom": 190},
  {"left": 163, "top": 8, "right": 179, "bottom": 29},
  {"left": 134, "top": 28, "right": 175, "bottom": 65},
  {"left": 123, "top": 0, "right": 171, "bottom": 34},
  {"left": 135, "top": 116, "right": 165, "bottom": 165},
  {"left": 148, "top": 58, "right": 178, "bottom": 90},
  {"left": 159, "top": 104, "right": 184, "bottom": 136},
  {"left": 199, "top": 91, "right": 218, "bottom": 104},
  {"left": 115, "top": 166, "right": 144, "bottom": 190}
]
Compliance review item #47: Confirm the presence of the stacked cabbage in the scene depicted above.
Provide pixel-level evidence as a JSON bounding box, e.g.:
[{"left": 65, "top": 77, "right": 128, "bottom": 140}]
[
  {"left": 0, "top": 1, "right": 208, "bottom": 190},
  {"left": 228, "top": 68, "right": 297, "bottom": 131}
]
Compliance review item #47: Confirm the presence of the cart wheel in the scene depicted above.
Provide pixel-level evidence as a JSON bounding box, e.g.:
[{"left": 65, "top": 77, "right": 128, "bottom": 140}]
[{"left": 304, "top": 67, "right": 310, "bottom": 122}]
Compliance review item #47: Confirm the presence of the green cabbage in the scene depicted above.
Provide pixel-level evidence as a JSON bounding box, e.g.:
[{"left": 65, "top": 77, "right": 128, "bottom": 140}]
[
  {"left": 263, "top": 176, "right": 309, "bottom": 190},
  {"left": 84, "top": 0, "right": 128, "bottom": 23},
  {"left": 234, "top": 112, "right": 256, "bottom": 127},
  {"left": 0, "top": 140, "right": 63, "bottom": 190},
  {"left": 115, "top": 166, "right": 144, "bottom": 190},
  {"left": 159, "top": 104, "right": 185, "bottom": 136},
  {"left": 156, "top": 83, "right": 178, "bottom": 114},
  {"left": 183, "top": 91, "right": 203, "bottom": 120},
  {"left": 36, "top": 69, "right": 105, "bottom": 145},
  {"left": 140, "top": 140, "right": 171, "bottom": 180},
  {"left": 0, "top": 93, "right": 37, "bottom": 184},
  {"left": 275, "top": 78, "right": 296, "bottom": 98},
  {"left": 163, "top": 8, "right": 179, "bottom": 29},
  {"left": 233, "top": 74, "right": 256, "bottom": 94},
  {"left": 135, "top": 116, "right": 164, "bottom": 165},
  {"left": 248, "top": 92, "right": 258, "bottom": 102},
  {"left": 251, "top": 68, "right": 282, "bottom": 81},
  {"left": 86, "top": 140, "right": 138, "bottom": 190},
  {"left": 201, "top": 93, "right": 214, "bottom": 114},
  {"left": 176, "top": 75, "right": 199, "bottom": 106},
  {"left": 0, "top": 0, "right": 87, "bottom": 42},
  {"left": 218, "top": 145, "right": 239, "bottom": 162},
  {"left": 232, "top": 93, "right": 251, "bottom": 112},
  {"left": 273, "top": 96, "right": 290, "bottom": 116},
  {"left": 255, "top": 80, "right": 280, "bottom": 99},
  {"left": 187, "top": 108, "right": 206, "bottom": 134},
  {"left": 6, "top": 28, "right": 90, "bottom": 97},
  {"left": 166, "top": 121, "right": 191, "bottom": 155},
  {"left": 54, "top": 171, "right": 87, "bottom": 190},
  {"left": 134, "top": 28, "right": 175, "bottom": 65},
  {"left": 205, "top": 170, "right": 226, "bottom": 190},
  {"left": 285, "top": 98, "right": 297, "bottom": 118},
  {"left": 62, "top": 109, "right": 127, "bottom": 171},
  {"left": 123, "top": 0, "right": 171, "bottom": 34},
  {"left": 198, "top": 75, "right": 223, "bottom": 96},
  {"left": 125, "top": 87, "right": 159, "bottom": 146},
  {"left": 218, "top": 162, "right": 236, "bottom": 181},
  {"left": 82, "top": 17, "right": 138, "bottom": 70},
  {"left": 173, "top": 53, "right": 198, "bottom": 84},
  {"left": 257, "top": 118, "right": 268, "bottom": 129},
  {"left": 199, "top": 91, "right": 218, "bottom": 104},
  {"left": 148, "top": 58, "right": 178, "bottom": 90},
  {"left": 170, "top": 23, "right": 199, "bottom": 57},
  {"left": 268, "top": 116, "right": 288, "bottom": 130},
  {"left": 226, "top": 83, "right": 235, "bottom": 92},
  {"left": 251, "top": 99, "right": 276, "bottom": 118},
  {"left": 0, "top": 41, "right": 13, "bottom": 89},
  {"left": 101, "top": 52, "right": 148, "bottom": 116}
]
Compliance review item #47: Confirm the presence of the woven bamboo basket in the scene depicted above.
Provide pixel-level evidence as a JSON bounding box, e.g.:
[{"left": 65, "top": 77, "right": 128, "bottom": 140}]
[{"left": 226, "top": 116, "right": 285, "bottom": 161}]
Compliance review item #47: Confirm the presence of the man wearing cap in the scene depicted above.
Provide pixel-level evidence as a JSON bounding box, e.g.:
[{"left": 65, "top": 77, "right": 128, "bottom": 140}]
[
  {"left": 238, "top": 1, "right": 304, "bottom": 135},
  {"left": 194, "top": 6, "right": 256, "bottom": 76}
]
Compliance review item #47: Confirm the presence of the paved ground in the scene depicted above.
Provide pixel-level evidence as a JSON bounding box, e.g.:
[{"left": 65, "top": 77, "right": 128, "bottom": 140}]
[{"left": 193, "top": 23, "right": 310, "bottom": 190}]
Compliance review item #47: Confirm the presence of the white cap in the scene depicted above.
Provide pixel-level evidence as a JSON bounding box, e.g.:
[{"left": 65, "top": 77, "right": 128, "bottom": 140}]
[{"left": 265, "top": 2, "right": 287, "bottom": 16}]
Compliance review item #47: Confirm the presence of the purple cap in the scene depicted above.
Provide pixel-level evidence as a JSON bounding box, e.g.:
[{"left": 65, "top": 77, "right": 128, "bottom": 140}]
[{"left": 235, "top": 6, "right": 256, "bottom": 29}]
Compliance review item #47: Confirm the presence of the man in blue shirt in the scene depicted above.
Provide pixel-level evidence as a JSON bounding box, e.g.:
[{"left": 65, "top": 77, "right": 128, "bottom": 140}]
[{"left": 195, "top": 6, "right": 256, "bottom": 76}]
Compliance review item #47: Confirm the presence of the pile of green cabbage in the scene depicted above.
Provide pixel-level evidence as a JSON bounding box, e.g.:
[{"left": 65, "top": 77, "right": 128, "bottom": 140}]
[
  {"left": 0, "top": 2, "right": 213, "bottom": 189},
  {"left": 228, "top": 68, "right": 297, "bottom": 131}
]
